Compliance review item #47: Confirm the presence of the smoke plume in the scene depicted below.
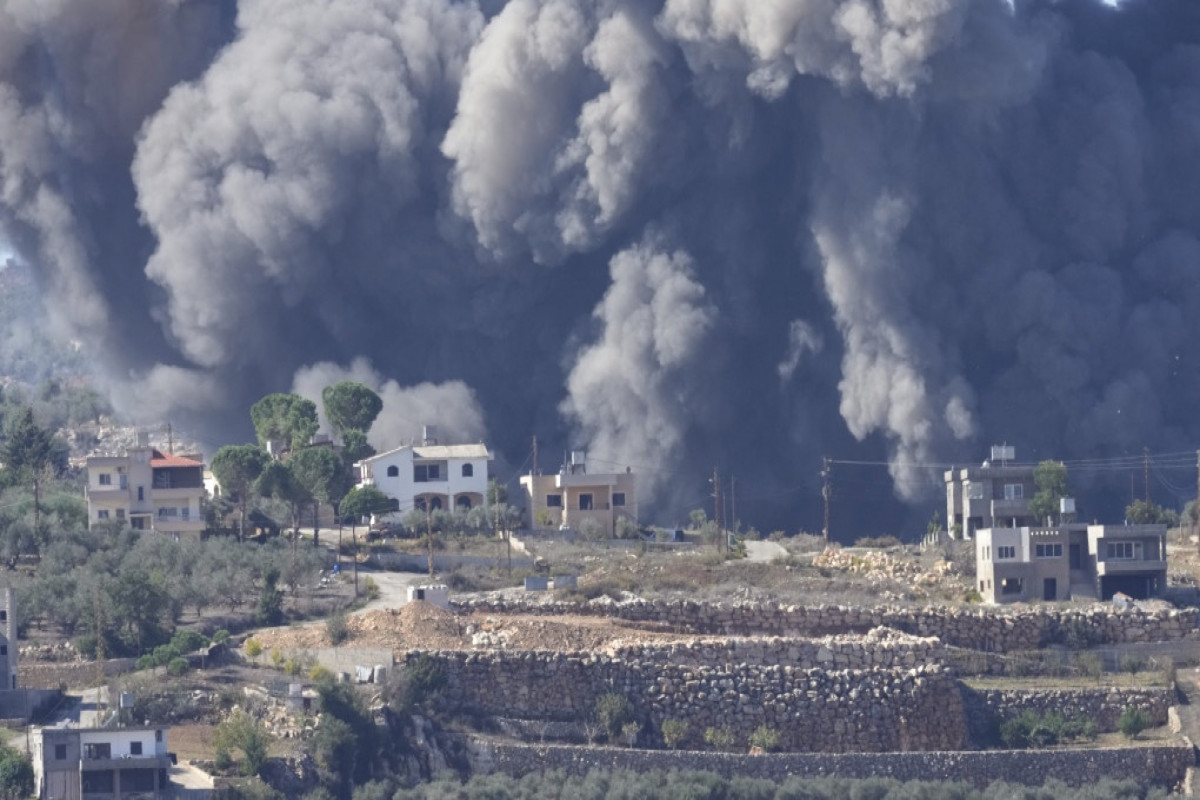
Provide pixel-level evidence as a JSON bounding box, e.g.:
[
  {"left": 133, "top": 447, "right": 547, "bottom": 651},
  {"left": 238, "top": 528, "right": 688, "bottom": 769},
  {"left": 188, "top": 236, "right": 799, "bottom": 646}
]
[{"left": 4, "top": 0, "right": 1200, "bottom": 534}]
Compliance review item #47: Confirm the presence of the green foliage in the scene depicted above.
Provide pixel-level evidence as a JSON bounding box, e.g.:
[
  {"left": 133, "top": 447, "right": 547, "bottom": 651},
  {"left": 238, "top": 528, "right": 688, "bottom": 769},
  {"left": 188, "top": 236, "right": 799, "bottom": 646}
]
[
  {"left": 1117, "top": 706, "right": 1151, "bottom": 739},
  {"left": 340, "top": 429, "right": 375, "bottom": 466},
  {"left": 853, "top": 535, "right": 902, "bottom": 549},
  {"left": 660, "top": 718, "right": 688, "bottom": 750},
  {"left": 166, "top": 657, "right": 190, "bottom": 677},
  {"left": 322, "top": 382, "right": 383, "bottom": 436},
  {"left": 363, "top": 576, "right": 380, "bottom": 601},
  {"left": 213, "top": 629, "right": 231, "bottom": 645},
  {"left": 620, "top": 721, "right": 640, "bottom": 747},
  {"left": 289, "top": 446, "right": 351, "bottom": 513},
  {"left": 0, "top": 742, "right": 33, "bottom": 800},
  {"left": 214, "top": 709, "right": 270, "bottom": 776},
  {"left": 999, "top": 710, "right": 1097, "bottom": 749},
  {"left": 1029, "top": 460, "right": 1069, "bottom": 524},
  {"left": 255, "top": 568, "right": 284, "bottom": 627},
  {"left": 704, "top": 726, "right": 735, "bottom": 751},
  {"left": 1043, "top": 618, "right": 1104, "bottom": 649},
  {"left": 748, "top": 724, "right": 781, "bottom": 752},
  {"left": 340, "top": 486, "right": 394, "bottom": 524},
  {"left": 1125, "top": 499, "right": 1179, "bottom": 526},
  {"left": 326, "top": 610, "right": 349, "bottom": 645},
  {"left": 210, "top": 445, "right": 269, "bottom": 541},
  {"left": 255, "top": 461, "right": 310, "bottom": 534},
  {"left": 250, "top": 393, "right": 319, "bottom": 454},
  {"left": 594, "top": 693, "right": 634, "bottom": 740},
  {"left": 244, "top": 639, "right": 263, "bottom": 659},
  {"left": 313, "top": 681, "right": 378, "bottom": 793},
  {"left": 391, "top": 654, "right": 446, "bottom": 711}
]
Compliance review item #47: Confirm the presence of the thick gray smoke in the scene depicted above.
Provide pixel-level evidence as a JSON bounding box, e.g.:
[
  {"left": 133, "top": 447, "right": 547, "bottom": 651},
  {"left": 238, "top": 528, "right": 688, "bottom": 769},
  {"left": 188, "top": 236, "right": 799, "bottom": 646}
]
[{"left": 4, "top": 0, "right": 1200, "bottom": 534}]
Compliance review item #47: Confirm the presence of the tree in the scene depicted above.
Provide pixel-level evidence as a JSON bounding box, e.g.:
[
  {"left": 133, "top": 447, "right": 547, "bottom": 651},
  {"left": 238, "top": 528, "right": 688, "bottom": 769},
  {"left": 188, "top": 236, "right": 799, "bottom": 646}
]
[
  {"left": 210, "top": 445, "right": 269, "bottom": 542},
  {"left": 1029, "top": 460, "right": 1069, "bottom": 525},
  {"left": 321, "top": 382, "right": 382, "bottom": 437},
  {"left": 255, "top": 461, "right": 310, "bottom": 538},
  {"left": 214, "top": 709, "right": 270, "bottom": 776},
  {"left": 0, "top": 744, "right": 33, "bottom": 800},
  {"left": 288, "top": 446, "right": 350, "bottom": 547},
  {"left": 249, "top": 394, "right": 318, "bottom": 455},
  {"left": 107, "top": 568, "right": 170, "bottom": 653},
  {"left": 1, "top": 407, "right": 61, "bottom": 542},
  {"left": 1125, "top": 499, "right": 1178, "bottom": 526},
  {"left": 340, "top": 429, "right": 375, "bottom": 467},
  {"left": 255, "top": 568, "right": 283, "bottom": 627}
]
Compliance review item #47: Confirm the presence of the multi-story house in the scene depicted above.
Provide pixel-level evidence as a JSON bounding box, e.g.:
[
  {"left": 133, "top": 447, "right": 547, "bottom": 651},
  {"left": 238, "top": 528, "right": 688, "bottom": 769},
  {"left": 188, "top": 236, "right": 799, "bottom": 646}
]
[
  {"left": 520, "top": 451, "right": 636, "bottom": 539},
  {"left": 945, "top": 446, "right": 1037, "bottom": 539},
  {"left": 85, "top": 433, "right": 205, "bottom": 536},
  {"left": 354, "top": 428, "right": 491, "bottom": 515},
  {"left": 32, "top": 724, "right": 172, "bottom": 799},
  {"left": 975, "top": 523, "right": 1167, "bottom": 604}
]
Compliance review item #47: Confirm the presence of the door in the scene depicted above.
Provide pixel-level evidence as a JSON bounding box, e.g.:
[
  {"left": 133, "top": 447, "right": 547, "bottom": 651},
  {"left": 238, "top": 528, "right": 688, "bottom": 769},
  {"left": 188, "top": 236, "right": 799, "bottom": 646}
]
[
  {"left": 1069, "top": 544, "right": 1081, "bottom": 570},
  {"left": 1043, "top": 578, "right": 1057, "bottom": 601}
]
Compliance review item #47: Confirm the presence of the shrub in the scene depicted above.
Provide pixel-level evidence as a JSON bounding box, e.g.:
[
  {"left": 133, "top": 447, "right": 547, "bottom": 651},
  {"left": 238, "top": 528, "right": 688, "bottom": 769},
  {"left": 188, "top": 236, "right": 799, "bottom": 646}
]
[
  {"left": 309, "top": 665, "right": 332, "bottom": 683},
  {"left": 1120, "top": 654, "right": 1144, "bottom": 675},
  {"left": 963, "top": 588, "right": 983, "bottom": 604},
  {"left": 661, "top": 719, "right": 688, "bottom": 750},
  {"left": 363, "top": 576, "right": 380, "bottom": 601},
  {"left": 212, "top": 630, "right": 231, "bottom": 645},
  {"left": 1000, "top": 710, "right": 1097, "bottom": 748},
  {"left": 594, "top": 693, "right": 634, "bottom": 740},
  {"left": 1117, "top": 707, "right": 1151, "bottom": 739},
  {"left": 326, "top": 611, "right": 349, "bottom": 645},
  {"left": 283, "top": 657, "right": 303, "bottom": 677},
  {"left": 269, "top": 648, "right": 285, "bottom": 670},
  {"left": 853, "top": 535, "right": 902, "bottom": 549},
  {"left": 1075, "top": 651, "right": 1104, "bottom": 682},
  {"left": 621, "top": 721, "right": 640, "bottom": 748},
  {"left": 704, "top": 726, "right": 735, "bottom": 752},
  {"left": 244, "top": 639, "right": 263, "bottom": 659},
  {"left": 748, "top": 724, "right": 781, "bottom": 752},
  {"left": 166, "top": 657, "right": 190, "bottom": 677}
]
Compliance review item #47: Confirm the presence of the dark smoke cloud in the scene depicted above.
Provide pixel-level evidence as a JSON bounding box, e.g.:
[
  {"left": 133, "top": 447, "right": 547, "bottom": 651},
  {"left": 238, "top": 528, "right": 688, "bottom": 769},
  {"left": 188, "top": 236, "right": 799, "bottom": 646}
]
[{"left": 5, "top": 0, "right": 1200, "bottom": 534}]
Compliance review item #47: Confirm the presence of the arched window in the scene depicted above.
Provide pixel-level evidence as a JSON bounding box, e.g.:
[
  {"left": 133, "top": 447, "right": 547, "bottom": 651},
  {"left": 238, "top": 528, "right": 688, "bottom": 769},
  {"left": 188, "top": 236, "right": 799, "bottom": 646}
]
[
  {"left": 456, "top": 496, "right": 471, "bottom": 510},
  {"left": 462, "top": 463, "right": 473, "bottom": 478},
  {"left": 386, "top": 465, "right": 399, "bottom": 478},
  {"left": 430, "top": 496, "right": 443, "bottom": 510}
]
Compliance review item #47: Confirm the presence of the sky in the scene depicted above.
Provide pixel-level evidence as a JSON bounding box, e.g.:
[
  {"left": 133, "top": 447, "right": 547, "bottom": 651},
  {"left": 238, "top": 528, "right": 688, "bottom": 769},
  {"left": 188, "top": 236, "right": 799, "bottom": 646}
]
[{"left": 1, "top": 0, "right": 1199, "bottom": 536}]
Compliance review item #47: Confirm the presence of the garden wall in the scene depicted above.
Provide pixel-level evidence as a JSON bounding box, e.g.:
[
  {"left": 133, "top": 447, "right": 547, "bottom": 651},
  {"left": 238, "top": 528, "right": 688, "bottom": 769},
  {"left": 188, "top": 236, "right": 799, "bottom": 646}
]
[
  {"left": 453, "top": 597, "right": 1200, "bottom": 652},
  {"left": 467, "top": 738, "right": 1194, "bottom": 790},
  {"left": 961, "top": 685, "right": 1174, "bottom": 743}
]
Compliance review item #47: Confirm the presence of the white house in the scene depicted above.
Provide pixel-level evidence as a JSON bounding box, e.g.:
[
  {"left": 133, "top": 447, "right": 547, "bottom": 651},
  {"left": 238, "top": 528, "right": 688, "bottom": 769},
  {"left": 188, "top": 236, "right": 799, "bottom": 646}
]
[
  {"left": 355, "top": 431, "right": 491, "bottom": 515},
  {"left": 33, "top": 724, "right": 172, "bottom": 799}
]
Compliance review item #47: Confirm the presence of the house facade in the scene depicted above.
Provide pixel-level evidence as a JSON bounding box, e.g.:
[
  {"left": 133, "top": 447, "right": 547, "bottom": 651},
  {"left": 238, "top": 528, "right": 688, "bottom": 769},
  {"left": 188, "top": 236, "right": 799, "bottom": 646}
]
[
  {"left": 355, "top": 440, "right": 491, "bottom": 515},
  {"left": 33, "top": 725, "right": 172, "bottom": 799},
  {"left": 520, "top": 452, "right": 636, "bottom": 538},
  {"left": 976, "top": 523, "right": 1167, "bottom": 604},
  {"left": 945, "top": 447, "right": 1037, "bottom": 539},
  {"left": 85, "top": 434, "right": 205, "bottom": 536}
]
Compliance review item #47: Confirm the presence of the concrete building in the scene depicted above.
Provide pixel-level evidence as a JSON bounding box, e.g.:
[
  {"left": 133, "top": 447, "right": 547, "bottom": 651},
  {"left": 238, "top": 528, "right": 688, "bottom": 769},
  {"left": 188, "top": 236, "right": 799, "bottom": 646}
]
[
  {"left": 945, "top": 446, "right": 1037, "bottom": 539},
  {"left": 32, "top": 724, "right": 172, "bottom": 799},
  {"left": 975, "top": 523, "right": 1167, "bottom": 604},
  {"left": 85, "top": 433, "right": 205, "bottom": 536},
  {"left": 520, "top": 451, "right": 636, "bottom": 539},
  {"left": 354, "top": 428, "right": 491, "bottom": 515}
]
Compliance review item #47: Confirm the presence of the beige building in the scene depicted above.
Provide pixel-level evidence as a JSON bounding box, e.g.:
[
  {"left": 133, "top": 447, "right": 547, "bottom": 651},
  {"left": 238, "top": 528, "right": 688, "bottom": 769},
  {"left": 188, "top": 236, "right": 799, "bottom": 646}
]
[
  {"left": 85, "top": 434, "right": 205, "bottom": 536},
  {"left": 33, "top": 724, "right": 172, "bottom": 799},
  {"left": 945, "top": 446, "right": 1037, "bottom": 539},
  {"left": 976, "top": 523, "right": 1167, "bottom": 604},
  {"left": 520, "top": 451, "right": 636, "bottom": 538}
]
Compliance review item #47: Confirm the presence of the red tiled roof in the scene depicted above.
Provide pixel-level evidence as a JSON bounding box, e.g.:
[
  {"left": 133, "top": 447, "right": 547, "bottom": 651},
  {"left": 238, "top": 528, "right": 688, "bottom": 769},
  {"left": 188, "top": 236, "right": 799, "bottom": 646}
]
[{"left": 150, "top": 450, "right": 203, "bottom": 468}]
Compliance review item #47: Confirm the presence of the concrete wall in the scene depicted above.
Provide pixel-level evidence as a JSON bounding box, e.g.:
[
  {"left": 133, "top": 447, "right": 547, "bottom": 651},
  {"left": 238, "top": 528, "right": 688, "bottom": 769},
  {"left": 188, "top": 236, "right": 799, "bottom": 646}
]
[
  {"left": 452, "top": 597, "right": 1200, "bottom": 652},
  {"left": 468, "top": 738, "right": 1193, "bottom": 790}
]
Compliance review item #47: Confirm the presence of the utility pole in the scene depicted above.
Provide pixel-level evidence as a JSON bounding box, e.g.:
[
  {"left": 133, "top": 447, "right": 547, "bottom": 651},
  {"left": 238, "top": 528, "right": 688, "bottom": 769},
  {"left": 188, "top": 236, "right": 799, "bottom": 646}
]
[
  {"left": 1144, "top": 447, "right": 1151, "bottom": 503},
  {"left": 731, "top": 475, "right": 737, "bottom": 534},
  {"left": 821, "top": 457, "right": 832, "bottom": 544},
  {"left": 711, "top": 467, "right": 722, "bottom": 555},
  {"left": 532, "top": 435, "right": 538, "bottom": 477},
  {"left": 426, "top": 505, "right": 435, "bottom": 578},
  {"left": 1195, "top": 450, "right": 1200, "bottom": 554},
  {"left": 166, "top": 422, "right": 173, "bottom": 455}
]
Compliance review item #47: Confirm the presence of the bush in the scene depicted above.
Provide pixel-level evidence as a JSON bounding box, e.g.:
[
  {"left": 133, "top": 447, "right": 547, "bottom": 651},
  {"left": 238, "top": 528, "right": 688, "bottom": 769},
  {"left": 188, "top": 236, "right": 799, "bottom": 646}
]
[
  {"left": 1117, "top": 707, "right": 1151, "bottom": 739},
  {"left": 704, "top": 726, "right": 735, "bottom": 752},
  {"left": 748, "top": 724, "right": 781, "bottom": 752},
  {"left": 1120, "top": 654, "right": 1144, "bottom": 675},
  {"left": 244, "top": 639, "right": 263, "bottom": 659},
  {"left": 1000, "top": 710, "right": 1097, "bottom": 748},
  {"left": 853, "top": 535, "right": 902, "bottom": 549},
  {"left": 166, "top": 657, "right": 190, "bottom": 677},
  {"left": 621, "top": 721, "right": 640, "bottom": 748},
  {"left": 594, "top": 693, "right": 635, "bottom": 741},
  {"left": 212, "top": 629, "right": 231, "bottom": 645},
  {"left": 661, "top": 719, "right": 688, "bottom": 750},
  {"left": 326, "top": 611, "right": 349, "bottom": 645},
  {"left": 363, "top": 576, "right": 380, "bottom": 602}
]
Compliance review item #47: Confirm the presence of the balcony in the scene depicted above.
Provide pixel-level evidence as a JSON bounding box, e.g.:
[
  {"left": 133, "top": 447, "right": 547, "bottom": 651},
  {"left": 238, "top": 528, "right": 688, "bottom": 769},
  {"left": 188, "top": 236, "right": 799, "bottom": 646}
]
[
  {"left": 1095, "top": 558, "right": 1167, "bottom": 576},
  {"left": 555, "top": 472, "right": 617, "bottom": 489}
]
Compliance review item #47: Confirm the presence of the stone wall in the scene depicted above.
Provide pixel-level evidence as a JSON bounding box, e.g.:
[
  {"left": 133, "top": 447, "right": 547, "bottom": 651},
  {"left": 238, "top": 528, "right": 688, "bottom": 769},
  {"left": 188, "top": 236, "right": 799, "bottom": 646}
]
[
  {"left": 962, "top": 685, "right": 1174, "bottom": 743},
  {"left": 605, "top": 627, "right": 945, "bottom": 671},
  {"left": 407, "top": 650, "right": 967, "bottom": 752},
  {"left": 468, "top": 738, "right": 1193, "bottom": 790},
  {"left": 453, "top": 597, "right": 1200, "bottom": 652}
]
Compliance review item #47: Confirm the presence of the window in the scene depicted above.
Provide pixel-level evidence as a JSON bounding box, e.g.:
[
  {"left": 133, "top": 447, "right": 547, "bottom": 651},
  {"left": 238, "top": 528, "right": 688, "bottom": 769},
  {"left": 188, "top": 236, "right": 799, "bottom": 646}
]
[
  {"left": 181, "top": 507, "right": 190, "bottom": 521},
  {"left": 155, "top": 730, "right": 163, "bottom": 742},
  {"left": 1000, "top": 578, "right": 1023, "bottom": 595},
  {"left": 1035, "top": 543, "right": 1063, "bottom": 558},
  {"left": 97, "top": 510, "right": 110, "bottom": 520},
  {"left": 137, "top": 486, "right": 144, "bottom": 502},
  {"left": 386, "top": 465, "right": 399, "bottom": 478},
  {"left": 1, "top": 645, "right": 8, "bottom": 655},
  {"left": 996, "top": 545, "right": 1016, "bottom": 560},
  {"left": 966, "top": 482, "right": 984, "bottom": 500},
  {"left": 116, "top": 509, "right": 125, "bottom": 521},
  {"left": 462, "top": 463, "right": 473, "bottom": 478},
  {"left": 1004, "top": 484, "right": 1024, "bottom": 500},
  {"left": 83, "top": 742, "right": 111, "bottom": 760},
  {"left": 54, "top": 744, "right": 66, "bottom": 760},
  {"left": 131, "top": 517, "right": 146, "bottom": 531},
  {"left": 130, "top": 741, "right": 142, "bottom": 755},
  {"left": 414, "top": 464, "right": 442, "bottom": 482},
  {"left": 98, "top": 473, "right": 112, "bottom": 486},
  {"left": 157, "top": 507, "right": 178, "bottom": 519},
  {"left": 612, "top": 493, "right": 625, "bottom": 507},
  {"left": 579, "top": 494, "right": 593, "bottom": 511},
  {"left": 546, "top": 494, "right": 562, "bottom": 508},
  {"left": 1106, "top": 542, "right": 1136, "bottom": 560}
]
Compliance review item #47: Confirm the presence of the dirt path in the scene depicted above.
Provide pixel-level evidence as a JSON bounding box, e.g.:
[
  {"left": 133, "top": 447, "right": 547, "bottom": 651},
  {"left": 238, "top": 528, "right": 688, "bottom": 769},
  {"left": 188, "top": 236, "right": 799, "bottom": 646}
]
[{"left": 744, "top": 540, "right": 788, "bottom": 563}]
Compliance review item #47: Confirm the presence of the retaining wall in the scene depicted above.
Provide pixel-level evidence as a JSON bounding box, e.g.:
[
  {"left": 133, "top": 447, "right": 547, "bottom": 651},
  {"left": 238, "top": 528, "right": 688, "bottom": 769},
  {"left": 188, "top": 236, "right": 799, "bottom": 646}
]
[
  {"left": 453, "top": 597, "right": 1200, "bottom": 652},
  {"left": 407, "top": 650, "right": 967, "bottom": 752},
  {"left": 467, "top": 738, "right": 1193, "bottom": 790},
  {"left": 965, "top": 685, "right": 1174, "bottom": 734}
]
